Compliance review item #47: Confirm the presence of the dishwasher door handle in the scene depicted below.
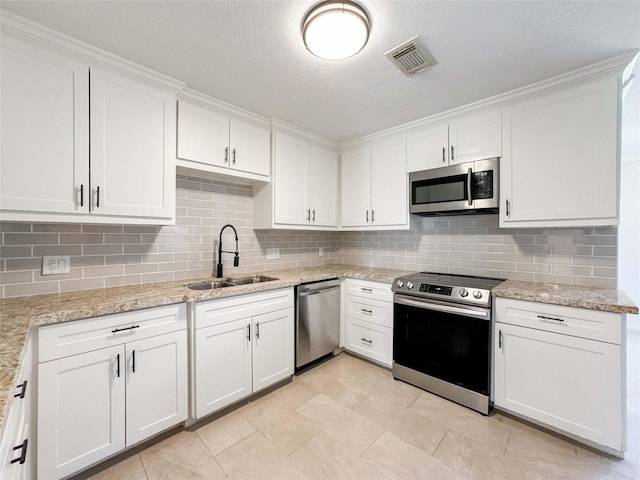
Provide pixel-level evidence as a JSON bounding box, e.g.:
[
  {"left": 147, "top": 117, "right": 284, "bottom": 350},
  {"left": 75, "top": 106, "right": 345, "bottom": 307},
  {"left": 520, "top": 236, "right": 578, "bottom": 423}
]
[{"left": 298, "top": 285, "right": 340, "bottom": 297}]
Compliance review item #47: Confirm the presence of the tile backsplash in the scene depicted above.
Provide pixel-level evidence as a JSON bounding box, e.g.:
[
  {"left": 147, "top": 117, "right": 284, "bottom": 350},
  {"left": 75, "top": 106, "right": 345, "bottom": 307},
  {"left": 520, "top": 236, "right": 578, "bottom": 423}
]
[{"left": 0, "top": 174, "right": 617, "bottom": 298}]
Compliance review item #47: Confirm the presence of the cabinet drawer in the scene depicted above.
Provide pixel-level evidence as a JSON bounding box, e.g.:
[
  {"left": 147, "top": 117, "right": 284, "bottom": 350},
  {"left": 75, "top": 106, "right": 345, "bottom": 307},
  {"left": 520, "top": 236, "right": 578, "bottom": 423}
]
[
  {"left": 345, "top": 295, "right": 393, "bottom": 328},
  {"left": 345, "top": 319, "right": 392, "bottom": 367},
  {"left": 195, "top": 288, "right": 294, "bottom": 330},
  {"left": 344, "top": 278, "right": 392, "bottom": 303},
  {"left": 495, "top": 298, "right": 621, "bottom": 344},
  {"left": 39, "top": 304, "right": 187, "bottom": 362}
]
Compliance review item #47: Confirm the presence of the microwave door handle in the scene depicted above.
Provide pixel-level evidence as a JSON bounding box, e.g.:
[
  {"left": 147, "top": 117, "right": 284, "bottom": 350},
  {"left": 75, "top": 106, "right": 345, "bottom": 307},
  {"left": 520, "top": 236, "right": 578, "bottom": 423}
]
[{"left": 467, "top": 167, "right": 473, "bottom": 205}]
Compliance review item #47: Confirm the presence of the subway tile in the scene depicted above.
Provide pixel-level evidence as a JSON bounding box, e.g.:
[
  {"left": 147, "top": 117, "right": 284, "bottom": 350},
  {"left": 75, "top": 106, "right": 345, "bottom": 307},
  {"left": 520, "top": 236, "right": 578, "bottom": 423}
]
[
  {"left": 551, "top": 265, "right": 592, "bottom": 276},
  {"left": 4, "top": 281, "right": 58, "bottom": 297},
  {"left": 533, "top": 273, "right": 573, "bottom": 285},
  {"left": 105, "top": 254, "right": 143, "bottom": 265},
  {"left": 124, "top": 244, "right": 157, "bottom": 254},
  {"left": 83, "top": 244, "right": 122, "bottom": 255},
  {"left": 573, "top": 276, "right": 616, "bottom": 289},
  {"left": 33, "top": 223, "right": 81, "bottom": 232},
  {"left": 105, "top": 274, "right": 141, "bottom": 287},
  {"left": 517, "top": 263, "right": 551, "bottom": 273},
  {"left": 124, "top": 225, "right": 158, "bottom": 234},
  {"left": 82, "top": 225, "right": 123, "bottom": 233},
  {"left": 5, "top": 258, "right": 42, "bottom": 271},
  {"left": 141, "top": 272, "right": 174, "bottom": 283},
  {"left": 60, "top": 233, "right": 104, "bottom": 244},
  {"left": 594, "top": 246, "right": 617, "bottom": 256},
  {"left": 33, "top": 245, "right": 82, "bottom": 256},
  {"left": 84, "top": 265, "right": 124, "bottom": 278},
  {"left": 0, "top": 270, "right": 33, "bottom": 284},
  {"left": 574, "top": 235, "right": 617, "bottom": 246},
  {"left": 0, "top": 246, "right": 32, "bottom": 258},
  {"left": 105, "top": 234, "right": 141, "bottom": 244},
  {"left": 573, "top": 256, "right": 616, "bottom": 267},
  {"left": 125, "top": 264, "right": 159, "bottom": 274},
  {"left": 593, "top": 267, "right": 616, "bottom": 278},
  {"left": 60, "top": 278, "right": 105, "bottom": 292},
  {"left": 0, "top": 223, "right": 31, "bottom": 233},
  {"left": 71, "top": 255, "right": 105, "bottom": 267},
  {"left": 4, "top": 233, "right": 59, "bottom": 245},
  {"left": 551, "top": 245, "right": 593, "bottom": 256},
  {"left": 159, "top": 262, "right": 189, "bottom": 272}
]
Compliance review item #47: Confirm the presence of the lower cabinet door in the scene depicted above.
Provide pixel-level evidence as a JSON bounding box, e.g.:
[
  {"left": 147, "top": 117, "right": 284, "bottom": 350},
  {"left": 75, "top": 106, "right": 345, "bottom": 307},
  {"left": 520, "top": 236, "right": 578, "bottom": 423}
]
[
  {"left": 38, "top": 345, "right": 126, "bottom": 480},
  {"left": 494, "top": 323, "right": 622, "bottom": 450},
  {"left": 125, "top": 331, "right": 188, "bottom": 446},
  {"left": 252, "top": 308, "right": 294, "bottom": 392},
  {"left": 195, "top": 318, "right": 252, "bottom": 418},
  {"left": 345, "top": 318, "right": 392, "bottom": 367}
]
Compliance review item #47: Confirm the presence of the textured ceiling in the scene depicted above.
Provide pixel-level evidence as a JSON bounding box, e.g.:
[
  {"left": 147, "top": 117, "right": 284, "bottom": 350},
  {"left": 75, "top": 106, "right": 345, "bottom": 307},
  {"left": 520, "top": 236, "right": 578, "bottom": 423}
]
[{"left": 2, "top": 1, "right": 639, "bottom": 143}]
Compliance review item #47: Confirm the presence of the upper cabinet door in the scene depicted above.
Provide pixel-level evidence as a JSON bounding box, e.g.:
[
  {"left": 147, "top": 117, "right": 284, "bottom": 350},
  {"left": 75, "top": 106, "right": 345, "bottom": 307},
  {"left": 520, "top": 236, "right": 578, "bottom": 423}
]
[
  {"left": 406, "top": 122, "right": 448, "bottom": 172},
  {"left": 448, "top": 109, "right": 501, "bottom": 164},
  {"left": 177, "top": 100, "right": 229, "bottom": 168},
  {"left": 90, "top": 68, "right": 176, "bottom": 221},
  {"left": 501, "top": 76, "right": 619, "bottom": 227},
  {"left": 273, "top": 133, "right": 310, "bottom": 225},
  {"left": 371, "top": 135, "right": 408, "bottom": 227},
  {"left": 229, "top": 118, "right": 270, "bottom": 177},
  {"left": 340, "top": 147, "right": 371, "bottom": 227},
  {"left": 308, "top": 145, "right": 339, "bottom": 227},
  {"left": 0, "top": 35, "right": 89, "bottom": 215}
]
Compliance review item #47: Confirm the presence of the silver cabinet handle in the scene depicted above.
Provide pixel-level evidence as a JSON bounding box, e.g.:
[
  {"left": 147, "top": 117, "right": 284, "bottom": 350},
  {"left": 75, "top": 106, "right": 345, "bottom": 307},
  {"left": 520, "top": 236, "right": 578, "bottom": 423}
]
[
  {"left": 366, "top": 210, "right": 369, "bottom": 222},
  {"left": 232, "top": 148, "right": 236, "bottom": 164},
  {"left": 467, "top": 167, "right": 473, "bottom": 206},
  {"left": 360, "top": 287, "right": 372, "bottom": 293},
  {"left": 360, "top": 337, "right": 372, "bottom": 344},
  {"left": 451, "top": 145, "right": 455, "bottom": 161},
  {"left": 312, "top": 209, "right": 316, "bottom": 222},
  {"left": 224, "top": 146, "right": 229, "bottom": 163},
  {"left": 371, "top": 210, "right": 375, "bottom": 222},
  {"left": 442, "top": 147, "right": 446, "bottom": 163},
  {"left": 306, "top": 209, "right": 311, "bottom": 221},
  {"left": 537, "top": 315, "right": 564, "bottom": 323},
  {"left": 255, "top": 321, "right": 260, "bottom": 339},
  {"left": 246, "top": 323, "right": 251, "bottom": 341}
]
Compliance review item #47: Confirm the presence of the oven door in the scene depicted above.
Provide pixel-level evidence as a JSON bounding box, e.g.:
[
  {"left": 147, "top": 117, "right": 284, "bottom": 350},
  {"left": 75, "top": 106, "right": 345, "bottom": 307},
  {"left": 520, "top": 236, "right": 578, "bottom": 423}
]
[{"left": 393, "top": 295, "right": 491, "bottom": 395}]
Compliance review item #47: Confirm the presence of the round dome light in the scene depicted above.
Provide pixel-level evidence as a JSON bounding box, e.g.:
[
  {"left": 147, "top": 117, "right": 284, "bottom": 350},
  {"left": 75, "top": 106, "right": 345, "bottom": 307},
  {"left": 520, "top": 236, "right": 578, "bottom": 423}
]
[{"left": 302, "top": 1, "right": 371, "bottom": 60}]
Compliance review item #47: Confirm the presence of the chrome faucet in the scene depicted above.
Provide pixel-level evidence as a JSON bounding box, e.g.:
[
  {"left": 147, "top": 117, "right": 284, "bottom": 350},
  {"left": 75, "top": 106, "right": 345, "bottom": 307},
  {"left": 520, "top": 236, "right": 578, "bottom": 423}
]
[{"left": 216, "top": 224, "right": 239, "bottom": 278}]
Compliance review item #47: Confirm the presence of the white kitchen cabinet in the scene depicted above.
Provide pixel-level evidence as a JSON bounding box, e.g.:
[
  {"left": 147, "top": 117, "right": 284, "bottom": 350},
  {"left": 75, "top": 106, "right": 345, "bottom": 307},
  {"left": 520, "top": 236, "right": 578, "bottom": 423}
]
[
  {"left": 0, "top": 331, "right": 35, "bottom": 480},
  {"left": 194, "top": 289, "right": 294, "bottom": 419},
  {"left": 494, "top": 297, "right": 625, "bottom": 454},
  {"left": 342, "top": 279, "right": 393, "bottom": 367},
  {"left": 340, "top": 135, "right": 408, "bottom": 229},
  {"left": 0, "top": 27, "right": 181, "bottom": 225},
  {"left": 38, "top": 304, "right": 188, "bottom": 480},
  {"left": 177, "top": 98, "right": 270, "bottom": 181},
  {"left": 500, "top": 75, "right": 619, "bottom": 227},
  {"left": 407, "top": 109, "right": 501, "bottom": 172}
]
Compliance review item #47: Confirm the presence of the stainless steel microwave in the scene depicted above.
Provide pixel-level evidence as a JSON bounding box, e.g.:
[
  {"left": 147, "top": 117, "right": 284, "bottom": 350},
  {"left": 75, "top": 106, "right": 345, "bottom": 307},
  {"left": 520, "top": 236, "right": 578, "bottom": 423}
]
[{"left": 409, "top": 158, "right": 499, "bottom": 216}]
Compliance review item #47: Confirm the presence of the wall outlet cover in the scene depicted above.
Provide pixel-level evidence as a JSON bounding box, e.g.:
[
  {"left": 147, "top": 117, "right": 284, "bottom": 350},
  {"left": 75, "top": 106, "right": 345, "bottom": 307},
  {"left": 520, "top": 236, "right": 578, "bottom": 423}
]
[
  {"left": 319, "top": 247, "right": 324, "bottom": 257},
  {"left": 266, "top": 248, "right": 280, "bottom": 260},
  {"left": 42, "top": 256, "right": 70, "bottom": 275}
]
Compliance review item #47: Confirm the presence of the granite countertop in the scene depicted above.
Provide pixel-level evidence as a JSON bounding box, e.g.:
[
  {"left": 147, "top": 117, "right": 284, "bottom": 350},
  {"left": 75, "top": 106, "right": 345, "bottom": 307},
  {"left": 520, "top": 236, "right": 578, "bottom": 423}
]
[
  {"left": 2, "top": 266, "right": 637, "bottom": 432},
  {"left": 0, "top": 264, "right": 409, "bottom": 431},
  {"left": 493, "top": 280, "right": 639, "bottom": 315}
]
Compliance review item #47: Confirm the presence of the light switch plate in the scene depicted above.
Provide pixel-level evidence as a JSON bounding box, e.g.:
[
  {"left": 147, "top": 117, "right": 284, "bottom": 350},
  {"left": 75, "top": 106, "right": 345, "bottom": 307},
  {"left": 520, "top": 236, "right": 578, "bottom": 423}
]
[
  {"left": 266, "top": 248, "right": 280, "bottom": 260},
  {"left": 42, "top": 256, "right": 70, "bottom": 275}
]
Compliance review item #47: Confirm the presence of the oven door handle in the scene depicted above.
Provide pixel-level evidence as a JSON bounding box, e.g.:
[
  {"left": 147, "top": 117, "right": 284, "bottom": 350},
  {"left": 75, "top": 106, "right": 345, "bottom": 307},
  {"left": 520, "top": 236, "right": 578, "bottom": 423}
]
[
  {"left": 466, "top": 167, "right": 473, "bottom": 206},
  {"left": 394, "top": 295, "right": 490, "bottom": 320}
]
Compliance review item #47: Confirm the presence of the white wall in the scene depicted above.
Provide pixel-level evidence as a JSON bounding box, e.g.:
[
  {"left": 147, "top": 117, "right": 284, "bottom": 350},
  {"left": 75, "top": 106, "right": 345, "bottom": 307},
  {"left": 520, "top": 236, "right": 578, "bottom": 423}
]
[{"left": 618, "top": 55, "right": 640, "bottom": 325}]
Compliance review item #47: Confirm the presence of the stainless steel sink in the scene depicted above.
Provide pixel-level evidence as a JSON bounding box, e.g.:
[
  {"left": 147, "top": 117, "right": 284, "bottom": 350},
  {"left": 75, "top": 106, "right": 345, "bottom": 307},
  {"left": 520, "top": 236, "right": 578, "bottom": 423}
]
[
  {"left": 224, "top": 275, "right": 278, "bottom": 286},
  {"left": 185, "top": 276, "right": 277, "bottom": 290},
  {"left": 185, "top": 281, "right": 232, "bottom": 290}
]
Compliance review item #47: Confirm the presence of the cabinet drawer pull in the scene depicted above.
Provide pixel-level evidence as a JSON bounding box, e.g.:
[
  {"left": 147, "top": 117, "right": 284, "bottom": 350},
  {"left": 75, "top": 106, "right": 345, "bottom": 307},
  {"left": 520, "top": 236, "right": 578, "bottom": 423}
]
[
  {"left": 537, "top": 315, "right": 564, "bottom": 323},
  {"left": 224, "top": 146, "right": 229, "bottom": 163},
  {"left": 80, "top": 184, "right": 84, "bottom": 207},
  {"left": 312, "top": 209, "right": 316, "bottom": 222},
  {"left": 247, "top": 323, "right": 251, "bottom": 341},
  {"left": 498, "top": 330, "right": 502, "bottom": 349},
  {"left": 116, "top": 354, "right": 120, "bottom": 378},
  {"left": 371, "top": 210, "right": 375, "bottom": 222},
  {"left": 306, "top": 209, "right": 311, "bottom": 221},
  {"left": 451, "top": 145, "right": 455, "bottom": 161},
  {"left": 442, "top": 147, "right": 446, "bottom": 163},
  {"left": 232, "top": 148, "right": 236, "bottom": 164},
  {"left": 360, "top": 337, "right": 372, "bottom": 344},
  {"left": 366, "top": 210, "right": 369, "bottom": 222},
  {"left": 111, "top": 325, "right": 140, "bottom": 334},
  {"left": 360, "top": 287, "right": 372, "bottom": 293},
  {"left": 14, "top": 381, "right": 27, "bottom": 399},
  {"left": 96, "top": 186, "right": 100, "bottom": 208},
  {"left": 256, "top": 321, "right": 260, "bottom": 339},
  {"left": 132, "top": 350, "right": 136, "bottom": 373},
  {"left": 10, "top": 439, "right": 28, "bottom": 465},
  {"left": 506, "top": 199, "right": 510, "bottom": 217},
  {"left": 361, "top": 308, "right": 372, "bottom": 314}
]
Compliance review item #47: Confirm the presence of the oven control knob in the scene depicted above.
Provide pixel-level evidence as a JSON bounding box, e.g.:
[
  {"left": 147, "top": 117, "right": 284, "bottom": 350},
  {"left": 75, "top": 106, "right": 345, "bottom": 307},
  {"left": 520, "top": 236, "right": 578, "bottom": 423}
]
[
  {"left": 473, "top": 290, "right": 483, "bottom": 299},
  {"left": 407, "top": 282, "right": 414, "bottom": 289},
  {"left": 459, "top": 288, "right": 468, "bottom": 297},
  {"left": 396, "top": 280, "right": 404, "bottom": 288}
]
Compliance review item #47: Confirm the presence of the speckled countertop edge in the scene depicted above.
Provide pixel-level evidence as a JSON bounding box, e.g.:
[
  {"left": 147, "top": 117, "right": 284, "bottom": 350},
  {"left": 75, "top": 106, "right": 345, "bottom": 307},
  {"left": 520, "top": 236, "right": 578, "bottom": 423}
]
[
  {"left": 493, "top": 280, "right": 639, "bottom": 315},
  {"left": 2, "top": 266, "right": 637, "bottom": 433}
]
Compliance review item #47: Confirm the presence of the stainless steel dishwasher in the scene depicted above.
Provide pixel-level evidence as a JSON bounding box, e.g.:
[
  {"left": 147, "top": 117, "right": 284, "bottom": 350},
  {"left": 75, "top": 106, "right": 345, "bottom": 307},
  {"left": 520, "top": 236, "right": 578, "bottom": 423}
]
[{"left": 295, "top": 278, "right": 341, "bottom": 370}]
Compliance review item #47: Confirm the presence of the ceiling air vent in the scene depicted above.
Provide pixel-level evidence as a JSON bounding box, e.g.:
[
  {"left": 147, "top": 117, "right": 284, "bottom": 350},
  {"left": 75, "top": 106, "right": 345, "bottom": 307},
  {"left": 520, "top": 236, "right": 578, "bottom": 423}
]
[{"left": 385, "top": 37, "right": 436, "bottom": 77}]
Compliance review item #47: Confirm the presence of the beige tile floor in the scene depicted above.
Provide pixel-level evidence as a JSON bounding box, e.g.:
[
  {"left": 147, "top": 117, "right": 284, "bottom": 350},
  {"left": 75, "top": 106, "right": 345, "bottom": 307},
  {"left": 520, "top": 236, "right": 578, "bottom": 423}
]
[{"left": 80, "top": 326, "right": 640, "bottom": 480}]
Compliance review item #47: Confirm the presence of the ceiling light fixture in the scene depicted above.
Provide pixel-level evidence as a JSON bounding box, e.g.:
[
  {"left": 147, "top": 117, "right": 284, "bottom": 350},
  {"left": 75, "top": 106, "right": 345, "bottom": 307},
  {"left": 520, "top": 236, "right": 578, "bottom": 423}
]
[{"left": 302, "top": 1, "right": 371, "bottom": 60}]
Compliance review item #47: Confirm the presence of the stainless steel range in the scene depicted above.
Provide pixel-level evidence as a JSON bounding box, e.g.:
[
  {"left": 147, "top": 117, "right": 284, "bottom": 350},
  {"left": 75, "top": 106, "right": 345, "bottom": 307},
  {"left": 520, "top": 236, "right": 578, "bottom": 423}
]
[{"left": 392, "top": 272, "right": 504, "bottom": 415}]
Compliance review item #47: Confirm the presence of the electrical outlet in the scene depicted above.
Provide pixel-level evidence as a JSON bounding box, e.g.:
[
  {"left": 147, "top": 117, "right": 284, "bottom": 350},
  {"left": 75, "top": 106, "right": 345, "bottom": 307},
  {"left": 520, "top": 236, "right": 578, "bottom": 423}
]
[
  {"left": 319, "top": 247, "right": 324, "bottom": 257},
  {"left": 266, "top": 248, "right": 280, "bottom": 260},
  {"left": 42, "top": 256, "right": 70, "bottom": 275}
]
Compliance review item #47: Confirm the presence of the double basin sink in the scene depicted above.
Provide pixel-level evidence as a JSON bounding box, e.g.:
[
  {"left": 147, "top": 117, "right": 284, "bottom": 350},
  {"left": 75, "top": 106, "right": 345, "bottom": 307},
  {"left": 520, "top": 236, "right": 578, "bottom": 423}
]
[{"left": 185, "top": 275, "right": 278, "bottom": 291}]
